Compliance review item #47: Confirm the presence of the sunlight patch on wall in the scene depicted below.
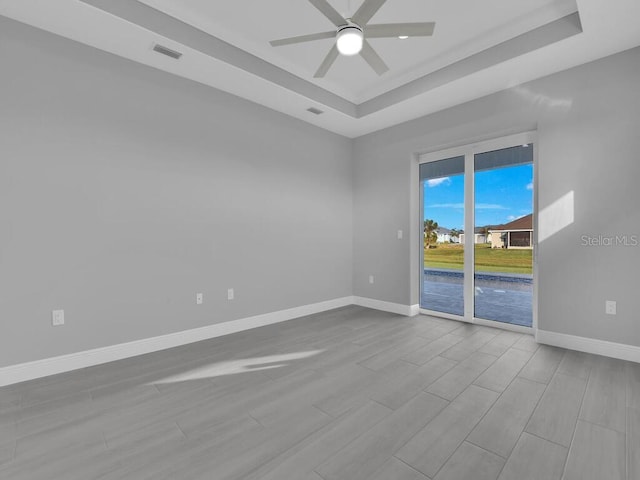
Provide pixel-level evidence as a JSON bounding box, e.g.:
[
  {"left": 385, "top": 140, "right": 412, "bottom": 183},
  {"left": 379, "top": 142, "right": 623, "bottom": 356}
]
[
  {"left": 511, "top": 85, "right": 574, "bottom": 112},
  {"left": 539, "top": 190, "right": 574, "bottom": 242}
]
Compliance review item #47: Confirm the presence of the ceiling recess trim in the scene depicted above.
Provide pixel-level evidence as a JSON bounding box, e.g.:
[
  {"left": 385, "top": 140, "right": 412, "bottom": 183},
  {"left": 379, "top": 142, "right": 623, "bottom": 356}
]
[
  {"left": 80, "top": 0, "right": 582, "bottom": 119},
  {"left": 358, "top": 12, "right": 582, "bottom": 117},
  {"left": 79, "top": 0, "right": 357, "bottom": 117}
]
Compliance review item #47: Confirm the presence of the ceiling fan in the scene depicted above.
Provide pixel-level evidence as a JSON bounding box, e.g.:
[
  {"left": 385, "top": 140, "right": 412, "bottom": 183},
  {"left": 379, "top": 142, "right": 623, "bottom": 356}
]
[{"left": 270, "top": 0, "right": 435, "bottom": 78}]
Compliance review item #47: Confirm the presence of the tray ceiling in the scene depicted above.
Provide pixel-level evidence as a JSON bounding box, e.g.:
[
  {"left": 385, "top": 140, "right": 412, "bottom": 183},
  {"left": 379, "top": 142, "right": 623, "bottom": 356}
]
[{"left": 1, "top": 0, "right": 640, "bottom": 137}]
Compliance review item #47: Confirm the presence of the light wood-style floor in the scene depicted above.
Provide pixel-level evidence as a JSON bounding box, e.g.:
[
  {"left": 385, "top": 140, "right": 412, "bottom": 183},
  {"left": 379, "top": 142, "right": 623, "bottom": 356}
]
[{"left": 0, "top": 306, "right": 638, "bottom": 479}]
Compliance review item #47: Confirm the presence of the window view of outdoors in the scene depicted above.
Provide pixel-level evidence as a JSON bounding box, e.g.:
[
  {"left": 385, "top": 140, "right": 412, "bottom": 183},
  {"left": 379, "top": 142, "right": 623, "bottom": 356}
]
[
  {"left": 422, "top": 161, "right": 465, "bottom": 316},
  {"left": 421, "top": 145, "right": 534, "bottom": 327}
]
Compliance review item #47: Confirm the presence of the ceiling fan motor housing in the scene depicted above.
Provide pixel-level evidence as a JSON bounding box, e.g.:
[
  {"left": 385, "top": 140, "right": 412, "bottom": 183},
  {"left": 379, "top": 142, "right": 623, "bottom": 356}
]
[{"left": 336, "top": 22, "right": 363, "bottom": 56}]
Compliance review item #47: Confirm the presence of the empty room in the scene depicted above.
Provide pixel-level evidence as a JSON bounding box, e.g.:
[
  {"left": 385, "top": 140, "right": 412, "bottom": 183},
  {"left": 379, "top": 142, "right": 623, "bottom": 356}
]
[{"left": 1, "top": 1, "right": 640, "bottom": 479}]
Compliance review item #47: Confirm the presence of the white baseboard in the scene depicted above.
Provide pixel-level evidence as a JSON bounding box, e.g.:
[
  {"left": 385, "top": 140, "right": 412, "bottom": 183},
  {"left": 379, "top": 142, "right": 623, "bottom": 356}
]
[
  {"left": 537, "top": 329, "right": 640, "bottom": 363},
  {"left": 353, "top": 296, "right": 417, "bottom": 317},
  {"left": 0, "top": 296, "right": 353, "bottom": 387}
]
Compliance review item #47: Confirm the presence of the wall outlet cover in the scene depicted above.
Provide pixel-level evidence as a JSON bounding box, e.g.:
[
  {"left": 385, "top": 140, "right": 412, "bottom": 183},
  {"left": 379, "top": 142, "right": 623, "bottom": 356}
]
[
  {"left": 605, "top": 300, "right": 616, "bottom": 315},
  {"left": 52, "top": 310, "right": 65, "bottom": 326}
]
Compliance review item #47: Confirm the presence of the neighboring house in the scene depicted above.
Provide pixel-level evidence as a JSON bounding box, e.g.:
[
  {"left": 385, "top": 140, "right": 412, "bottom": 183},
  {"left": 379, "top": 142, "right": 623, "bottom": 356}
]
[
  {"left": 459, "top": 227, "right": 489, "bottom": 244},
  {"left": 432, "top": 227, "right": 462, "bottom": 244},
  {"left": 489, "top": 214, "right": 533, "bottom": 249},
  {"left": 435, "top": 227, "right": 453, "bottom": 243}
]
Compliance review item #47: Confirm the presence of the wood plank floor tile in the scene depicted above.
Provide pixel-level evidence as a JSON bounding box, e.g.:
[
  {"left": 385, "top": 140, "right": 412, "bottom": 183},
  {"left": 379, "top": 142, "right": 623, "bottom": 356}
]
[
  {"left": 371, "top": 356, "right": 457, "bottom": 410},
  {"left": 426, "top": 352, "right": 497, "bottom": 400},
  {"left": 395, "top": 385, "right": 498, "bottom": 478},
  {"left": 628, "top": 407, "right": 640, "bottom": 480},
  {"left": 525, "top": 373, "right": 587, "bottom": 446},
  {"left": 473, "top": 347, "right": 533, "bottom": 393},
  {"left": 440, "top": 330, "right": 498, "bottom": 362},
  {"left": 246, "top": 401, "right": 391, "bottom": 480},
  {"left": 627, "top": 361, "right": 640, "bottom": 407},
  {"left": 433, "top": 441, "right": 504, "bottom": 480},
  {"left": 370, "top": 457, "right": 429, "bottom": 480},
  {"left": 478, "top": 331, "right": 523, "bottom": 357},
  {"left": 496, "top": 432, "right": 567, "bottom": 480},
  {"left": 401, "top": 334, "right": 464, "bottom": 366},
  {"left": 563, "top": 420, "right": 625, "bottom": 480},
  {"left": 512, "top": 335, "right": 539, "bottom": 352},
  {"left": 467, "top": 377, "right": 545, "bottom": 458},
  {"left": 359, "top": 335, "right": 434, "bottom": 371},
  {"left": 0, "top": 441, "right": 14, "bottom": 466},
  {"left": 556, "top": 349, "right": 593, "bottom": 380},
  {"left": 517, "top": 345, "right": 564, "bottom": 384},
  {"left": 579, "top": 356, "right": 626, "bottom": 433},
  {"left": 316, "top": 392, "right": 448, "bottom": 480}
]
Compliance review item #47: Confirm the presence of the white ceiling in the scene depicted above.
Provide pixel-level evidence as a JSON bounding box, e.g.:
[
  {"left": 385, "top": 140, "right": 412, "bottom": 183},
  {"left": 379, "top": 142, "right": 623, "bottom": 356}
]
[
  {"left": 1, "top": 0, "right": 640, "bottom": 137},
  {"left": 136, "top": 0, "right": 577, "bottom": 102}
]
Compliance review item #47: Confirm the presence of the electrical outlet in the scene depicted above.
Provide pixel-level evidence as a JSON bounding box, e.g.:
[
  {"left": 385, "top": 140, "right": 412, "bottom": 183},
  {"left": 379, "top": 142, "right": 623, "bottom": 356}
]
[
  {"left": 605, "top": 300, "right": 616, "bottom": 315},
  {"left": 52, "top": 309, "right": 65, "bottom": 326},
  {"left": 397, "top": 230, "right": 403, "bottom": 240},
  {"left": 369, "top": 275, "right": 374, "bottom": 284},
  {"left": 196, "top": 293, "right": 203, "bottom": 305},
  {"left": 227, "top": 288, "right": 234, "bottom": 300}
]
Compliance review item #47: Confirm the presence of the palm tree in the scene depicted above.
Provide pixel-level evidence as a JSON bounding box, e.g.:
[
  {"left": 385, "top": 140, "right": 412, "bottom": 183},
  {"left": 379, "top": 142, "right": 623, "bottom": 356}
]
[
  {"left": 450, "top": 228, "right": 461, "bottom": 242},
  {"left": 424, "top": 219, "right": 439, "bottom": 248}
]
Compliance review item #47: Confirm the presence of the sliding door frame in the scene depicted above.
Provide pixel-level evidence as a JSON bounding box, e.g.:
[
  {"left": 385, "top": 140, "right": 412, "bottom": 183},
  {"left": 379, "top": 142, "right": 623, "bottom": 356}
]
[{"left": 417, "top": 131, "right": 538, "bottom": 333}]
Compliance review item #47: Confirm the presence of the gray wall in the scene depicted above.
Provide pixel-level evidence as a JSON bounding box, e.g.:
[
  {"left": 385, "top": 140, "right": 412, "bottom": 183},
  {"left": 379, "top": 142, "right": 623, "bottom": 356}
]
[
  {"left": 0, "top": 17, "right": 353, "bottom": 367},
  {"left": 353, "top": 46, "right": 640, "bottom": 347},
  {"left": 2, "top": 15, "right": 640, "bottom": 369}
]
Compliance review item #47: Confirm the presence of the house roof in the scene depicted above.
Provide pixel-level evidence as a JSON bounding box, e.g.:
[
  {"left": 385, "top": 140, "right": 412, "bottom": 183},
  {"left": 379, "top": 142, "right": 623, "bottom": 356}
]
[{"left": 491, "top": 214, "right": 533, "bottom": 231}]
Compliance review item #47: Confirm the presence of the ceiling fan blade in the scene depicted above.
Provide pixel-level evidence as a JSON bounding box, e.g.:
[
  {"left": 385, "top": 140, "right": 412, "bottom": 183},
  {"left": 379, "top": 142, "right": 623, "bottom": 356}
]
[
  {"left": 314, "top": 45, "right": 339, "bottom": 78},
  {"left": 270, "top": 31, "right": 335, "bottom": 47},
  {"left": 352, "top": 0, "right": 387, "bottom": 26},
  {"left": 365, "top": 22, "right": 436, "bottom": 38},
  {"left": 360, "top": 40, "right": 389, "bottom": 75},
  {"left": 308, "top": 0, "right": 347, "bottom": 27}
]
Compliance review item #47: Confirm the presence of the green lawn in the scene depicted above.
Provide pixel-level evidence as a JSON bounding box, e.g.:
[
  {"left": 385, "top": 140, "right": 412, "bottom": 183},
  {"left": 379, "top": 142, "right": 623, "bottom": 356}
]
[{"left": 425, "top": 243, "right": 533, "bottom": 274}]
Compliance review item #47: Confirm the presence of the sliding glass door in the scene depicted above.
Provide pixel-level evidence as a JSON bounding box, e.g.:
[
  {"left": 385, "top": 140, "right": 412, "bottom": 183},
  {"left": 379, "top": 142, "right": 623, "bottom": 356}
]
[
  {"left": 419, "top": 134, "right": 535, "bottom": 329},
  {"left": 474, "top": 146, "right": 534, "bottom": 326},
  {"left": 420, "top": 156, "right": 465, "bottom": 316}
]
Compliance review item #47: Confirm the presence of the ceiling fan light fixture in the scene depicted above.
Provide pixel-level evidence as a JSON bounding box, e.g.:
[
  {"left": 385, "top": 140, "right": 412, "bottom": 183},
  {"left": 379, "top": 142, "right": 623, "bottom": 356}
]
[{"left": 336, "top": 24, "right": 363, "bottom": 56}]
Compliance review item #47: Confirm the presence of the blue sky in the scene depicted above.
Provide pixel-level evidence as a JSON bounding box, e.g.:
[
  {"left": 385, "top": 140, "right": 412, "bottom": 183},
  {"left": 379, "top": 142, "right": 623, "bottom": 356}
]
[{"left": 423, "top": 164, "right": 533, "bottom": 230}]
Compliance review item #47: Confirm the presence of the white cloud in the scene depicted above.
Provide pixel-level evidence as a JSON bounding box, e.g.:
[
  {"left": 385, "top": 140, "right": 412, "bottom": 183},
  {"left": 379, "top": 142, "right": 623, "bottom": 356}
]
[
  {"left": 427, "top": 177, "right": 451, "bottom": 187},
  {"left": 428, "top": 203, "right": 506, "bottom": 210},
  {"left": 507, "top": 215, "right": 517, "bottom": 221},
  {"left": 526, "top": 182, "right": 534, "bottom": 190},
  {"left": 428, "top": 203, "right": 464, "bottom": 209},
  {"left": 476, "top": 203, "right": 508, "bottom": 210}
]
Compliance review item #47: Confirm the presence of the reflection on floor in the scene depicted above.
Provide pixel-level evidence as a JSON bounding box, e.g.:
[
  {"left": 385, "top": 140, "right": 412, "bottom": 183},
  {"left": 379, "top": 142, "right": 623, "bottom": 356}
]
[
  {"left": 422, "top": 268, "right": 533, "bottom": 326},
  {"left": 0, "top": 306, "right": 636, "bottom": 480}
]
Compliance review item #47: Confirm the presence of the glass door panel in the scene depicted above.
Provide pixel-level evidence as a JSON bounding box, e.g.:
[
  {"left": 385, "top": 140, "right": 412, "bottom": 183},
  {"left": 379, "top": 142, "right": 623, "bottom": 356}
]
[
  {"left": 420, "top": 156, "right": 465, "bottom": 316},
  {"left": 473, "top": 145, "right": 534, "bottom": 326}
]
